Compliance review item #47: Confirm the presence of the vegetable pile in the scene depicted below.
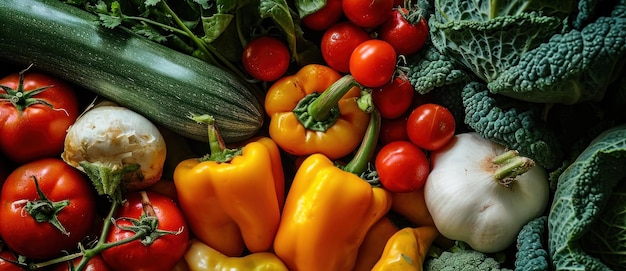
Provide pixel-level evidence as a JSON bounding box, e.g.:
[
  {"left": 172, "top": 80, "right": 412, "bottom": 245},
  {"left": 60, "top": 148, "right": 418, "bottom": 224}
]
[{"left": 0, "top": 0, "right": 625, "bottom": 270}]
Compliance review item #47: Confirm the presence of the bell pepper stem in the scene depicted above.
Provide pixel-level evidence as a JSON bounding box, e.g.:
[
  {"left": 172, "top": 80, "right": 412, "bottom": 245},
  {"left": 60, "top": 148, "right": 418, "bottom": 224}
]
[
  {"left": 307, "top": 75, "right": 360, "bottom": 121},
  {"left": 189, "top": 113, "right": 242, "bottom": 163},
  {"left": 342, "top": 108, "right": 381, "bottom": 176}
]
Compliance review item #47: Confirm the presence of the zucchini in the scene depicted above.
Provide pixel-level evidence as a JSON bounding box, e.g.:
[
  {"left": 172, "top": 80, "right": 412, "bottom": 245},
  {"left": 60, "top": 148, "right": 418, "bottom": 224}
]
[{"left": 0, "top": 0, "right": 264, "bottom": 143}]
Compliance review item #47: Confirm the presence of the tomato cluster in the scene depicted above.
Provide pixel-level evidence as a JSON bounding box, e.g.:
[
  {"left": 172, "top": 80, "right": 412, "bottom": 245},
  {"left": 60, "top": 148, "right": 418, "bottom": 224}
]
[
  {"left": 299, "top": 0, "right": 454, "bottom": 193},
  {"left": 0, "top": 71, "right": 188, "bottom": 271}
]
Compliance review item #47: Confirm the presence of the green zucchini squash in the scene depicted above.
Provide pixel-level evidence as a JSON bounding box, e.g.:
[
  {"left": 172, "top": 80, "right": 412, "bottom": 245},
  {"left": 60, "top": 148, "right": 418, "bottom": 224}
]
[{"left": 0, "top": 0, "right": 264, "bottom": 143}]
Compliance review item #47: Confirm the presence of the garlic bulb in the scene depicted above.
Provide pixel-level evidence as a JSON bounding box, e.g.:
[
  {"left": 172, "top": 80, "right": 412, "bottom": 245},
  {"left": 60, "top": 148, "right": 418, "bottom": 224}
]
[{"left": 424, "top": 132, "right": 549, "bottom": 253}]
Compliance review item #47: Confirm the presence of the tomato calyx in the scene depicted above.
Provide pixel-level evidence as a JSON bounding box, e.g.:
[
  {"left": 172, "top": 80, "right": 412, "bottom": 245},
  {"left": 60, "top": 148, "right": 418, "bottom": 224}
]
[
  {"left": 110, "top": 192, "right": 182, "bottom": 246},
  {"left": 20, "top": 176, "right": 71, "bottom": 236},
  {"left": 0, "top": 68, "right": 55, "bottom": 115},
  {"left": 397, "top": 4, "right": 424, "bottom": 25}
]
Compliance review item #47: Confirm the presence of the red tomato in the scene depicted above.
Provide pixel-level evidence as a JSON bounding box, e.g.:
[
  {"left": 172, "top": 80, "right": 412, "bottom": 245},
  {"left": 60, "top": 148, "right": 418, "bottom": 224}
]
[
  {"left": 321, "top": 21, "right": 371, "bottom": 73},
  {"left": 375, "top": 141, "right": 430, "bottom": 193},
  {"left": 0, "top": 250, "right": 26, "bottom": 271},
  {"left": 50, "top": 255, "right": 112, "bottom": 271},
  {"left": 406, "top": 103, "right": 456, "bottom": 151},
  {"left": 301, "top": 0, "right": 343, "bottom": 31},
  {"left": 349, "top": 39, "right": 397, "bottom": 87},
  {"left": 379, "top": 117, "right": 409, "bottom": 145},
  {"left": 0, "top": 72, "right": 79, "bottom": 164},
  {"left": 379, "top": 8, "right": 428, "bottom": 55},
  {"left": 0, "top": 158, "right": 96, "bottom": 259},
  {"left": 343, "top": 0, "right": 394, "bottom": 28},
  {"left": 101, "top": 191, "right": 189, "bottom": 271},
  {"left": 242, "top": 36, "right": 290, "bottom": 81},
  {"left": 372, "top": 76, "right": 415, "bottom": 119}
]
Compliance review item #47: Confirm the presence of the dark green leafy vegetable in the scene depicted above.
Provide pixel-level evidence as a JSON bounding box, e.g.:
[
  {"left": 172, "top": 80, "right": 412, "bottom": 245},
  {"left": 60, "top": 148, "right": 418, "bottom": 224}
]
[
  {"left": 462, "top": 82, "right": 562, "bottom": 169},
  {"left": 514, "top": 216, "right": 549, "bottom": 271},
  {"left": 549, "top": 124, "right": 626, "bottom": 270},
  {"left": 489, "top": 16, "right": 626, "bottom": 104},
  {"left": 428, "top": 0, "right": 571, "bottom": 83}
]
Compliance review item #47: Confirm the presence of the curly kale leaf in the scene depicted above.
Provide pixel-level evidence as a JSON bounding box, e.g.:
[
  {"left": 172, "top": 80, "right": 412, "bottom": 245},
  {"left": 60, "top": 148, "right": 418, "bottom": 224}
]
[
  {"left": 407, "top": 43, "right": 472, "bottom": 94},
  {"left": 548, "top": 124, "right": 626, "bottom": 270},
  {"left": 515, "top": 216, "right": 549, "bottom": 271},
  {"left": 462, "top": 81, "right": 562, "bottom": 169},
  {"left": 429, "top": 0, "right": 568, "bottom": 83},
  {"left": 489, "top": 16, "right": 626, "bottom": 104}
]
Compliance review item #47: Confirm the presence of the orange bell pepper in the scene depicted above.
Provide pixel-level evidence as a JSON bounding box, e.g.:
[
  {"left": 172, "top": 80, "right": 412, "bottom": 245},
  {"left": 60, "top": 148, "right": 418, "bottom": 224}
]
[
  {"left": 390, "top": 187, "right": 435, "bottom": 227},
  {"left": 352, "top": 216, "right": 400, "bottom": 271},
  {"left": 173, "top": 115, "right": 284, "bottom": 257},
  {"left": 371, "top": 226, "right": 439, "bottom": 271},
  {"left": 264, "top": 64, "right": 370, "bottom": 159},
  {"left": 273, "top": 109, "right": 392, "bottom": 271}
]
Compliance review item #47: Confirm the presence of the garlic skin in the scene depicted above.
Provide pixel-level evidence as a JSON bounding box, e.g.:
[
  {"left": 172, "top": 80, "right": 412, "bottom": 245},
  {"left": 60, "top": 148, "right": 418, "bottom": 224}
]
[
  {"left": 62, "top": 104, "right": 167, "bottom": 191},
  {"left": 424, "top": 132, "right": 549, "bottom": 253}
]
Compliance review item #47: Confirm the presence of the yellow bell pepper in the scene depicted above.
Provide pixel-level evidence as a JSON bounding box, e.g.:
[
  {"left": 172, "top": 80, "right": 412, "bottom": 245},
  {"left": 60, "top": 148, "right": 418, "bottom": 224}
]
[
  {"left": 174, "top": 115, "right": 284, "bottom": 257},
  {"left": 264, "top": 64, "right": 370, "bottom": 159},
  {"left": 371, "top": 226, "right": 440, "bottom": 271},
  {"left": 352, "top": 216, "right": 400, "bottom": 271},
  {"left": 185, "top": 239, "right": 289, "bottom": 271},
  {"left": 273, "top": 109, "right": 391, "bottom": 271}
]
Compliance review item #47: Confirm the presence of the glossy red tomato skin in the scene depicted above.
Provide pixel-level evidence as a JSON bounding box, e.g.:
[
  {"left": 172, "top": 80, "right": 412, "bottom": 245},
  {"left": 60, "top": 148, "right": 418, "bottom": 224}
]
[
  {"left": 50, "top": 255, "right": 112, "bottom": 271},
  {"left": 379, "top": 8, "right": 428, "bottom": 55},
  {"left": 0, "top": 73, "right": 79, "bottom": 164},
  {"left": 321, "top": 21, "right": 371, "bottom": 73},
  {"left": 406, "top": 103, "right": 456, "bottom": 151},
  {"left": 379, "top": 117, "right": 409, "bottom": 145},
  {"left": 101, "top": 191, "right": 189, "bottom": 271},
  {"left": 343, "top": 0, "right": 394, "bottom": 28},
  {"left": 349, "top": 39, "right": 397, "bottom": 88},
  {"left": 301, "top": 0, "right": 343, "bottom": 31},
  {"left": 375, "top": 141, "right": 430, "bottom": 193},
  {"left": 242, "top": 36, "right": 290, "bottom": 81},
  {"left": 372, "top": 77, "right": 415, "bottom": 119},
  {"left": 0, "top": 158, "right": 97, "bottom": 259}
]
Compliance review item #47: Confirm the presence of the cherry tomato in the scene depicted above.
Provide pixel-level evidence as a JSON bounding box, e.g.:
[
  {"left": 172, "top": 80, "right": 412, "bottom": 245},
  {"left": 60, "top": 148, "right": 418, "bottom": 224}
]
[
  {"left": 372, "top": 76, "right": 415, "bottom": 119},
  {"left": 321, "top": 21, "right": 371, "bottom": 73},
  {"left": 375, "top": 141, "right": 430, "bottom": 193},
  {"left": 50, "top": 255, "right": 112, "bottom": 271},
  {"left": 0, "top": 158, "right": 97, "bottom": 259},
  {"left": 0, "top": 250, "right": 26, "bottom": 271},
  {"left": 0, "top": 71, "right": 79, "bottom": 164},
  {"left": 379, "top": 117, "right": 409, "bottom": 145},
  {"left": 101, "top": 191, "right": 189, "bottom": 271},
  {"left": 379, "top": 8, "right": 428, "bottom": 55},
  {"left": 406, "top": 103, "right": 456, "bottom": 151},
  {"left": 349, "top": 39, "right": 397, "bottom": 87},
  {"left": 343, "top": 0, "right": 394, "bottom": 28},
  {"left": 301, "top": 0, "right": 343, "bottom": 31},
  {"left": 242, "top": 36, "right": 290, "bottom": 81}
]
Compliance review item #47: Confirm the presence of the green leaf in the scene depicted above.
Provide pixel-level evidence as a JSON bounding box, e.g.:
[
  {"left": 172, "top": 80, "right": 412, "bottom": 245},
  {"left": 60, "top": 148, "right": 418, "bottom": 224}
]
[
  {"left": 294, "top": 0, "right": 327, "bottom": 18},
  {"left": 201, "top": 13, "right": 235, "bottom": 43},
  {"left": 193, "top": 0, "right": 211, "bottom": 10},
  {"left": 144, "top": 0, "right": 160, "bottom": 7},
  {"left": 131, "top": 24, "right": 168, "bottom": 42}
]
